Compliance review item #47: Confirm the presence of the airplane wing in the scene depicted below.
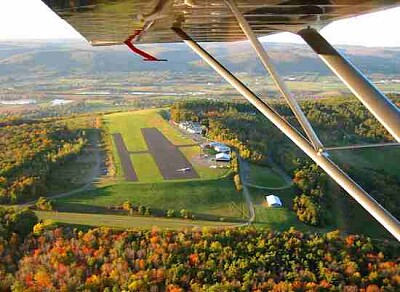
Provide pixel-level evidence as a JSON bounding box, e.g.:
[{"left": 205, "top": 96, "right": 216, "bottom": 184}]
[{"left": 42, "top": 0, "right": 400, "bottom": 46}]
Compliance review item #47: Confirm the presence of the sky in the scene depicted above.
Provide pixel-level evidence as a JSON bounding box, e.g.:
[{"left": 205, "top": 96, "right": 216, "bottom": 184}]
[{"left": 0, "top": 0, "right": 400, "bottom": 47}]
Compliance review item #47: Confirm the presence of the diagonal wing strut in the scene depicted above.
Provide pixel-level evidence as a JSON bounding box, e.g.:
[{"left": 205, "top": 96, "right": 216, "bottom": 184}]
[{"left": 172, "top": 27, "right": 400, "bottom": 242}]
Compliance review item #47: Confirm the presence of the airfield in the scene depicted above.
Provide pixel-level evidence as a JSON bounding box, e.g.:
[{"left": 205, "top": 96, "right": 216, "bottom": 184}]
[
  {"left": 35, "top": 109, "right": 246, "bottom": 228},
  {"left": 105, "top": 109, "right": 226, "bottom": 182},
  {"left": 33, "top": 108, "right": 327, "bottom": 232},
  {"left": 113, "top": 127, "right": 199, "bottom": 181}
]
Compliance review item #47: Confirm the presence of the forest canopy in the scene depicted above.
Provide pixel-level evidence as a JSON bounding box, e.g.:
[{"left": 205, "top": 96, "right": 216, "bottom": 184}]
[
  {"left": 4, "top": 226, "right": 400, "bottom": 291},
  {"left": 0, "top": 118, "right": 87, "bottom": 204}
]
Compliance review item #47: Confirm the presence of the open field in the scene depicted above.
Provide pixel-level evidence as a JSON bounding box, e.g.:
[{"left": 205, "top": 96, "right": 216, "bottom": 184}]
[
  {"left": 248, "top": 163, "right": 288, "bottom": 188},
  {"left": 130, "top": 153, "right": 163, "bottom": 183},
  {"left": 330, "top": 147, "right": 400, "bottom": 238},
  {"left": 253, "top": 206, "right": 305, "bottom": 231},
  {"left": 36, "top": 211, "right": 236, "bottom": 229},
  {"left": 332, "top": 147, "right": 400, "bottom": 178},
  {"left": 249, "top": 186, "right": 328, "bottom": 232},
  {"left": 45, "top": 109, "right": 244, "bottom": 229},
  {"left": 55, "top": 178, "right": 246, "bottom": 220}
]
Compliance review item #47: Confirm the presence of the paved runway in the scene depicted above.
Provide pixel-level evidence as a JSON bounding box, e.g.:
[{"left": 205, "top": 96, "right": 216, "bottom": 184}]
[
  {"left": 142, "top": 128, "right": 199, "bottom": 180},
  {"left": 112, "top": 133, "right": 138, "bottom": 181}
]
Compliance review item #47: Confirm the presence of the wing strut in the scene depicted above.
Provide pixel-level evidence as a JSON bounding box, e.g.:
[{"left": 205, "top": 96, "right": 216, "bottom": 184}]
[
  {"left": 172, "top": 27, "right": 400, "bottom": 241},
  {"left": 223, "top": 0, "right": 324, "bottom": 151},
  {"left": 298, "top": 28, "right": 400, "bottom": 142}
]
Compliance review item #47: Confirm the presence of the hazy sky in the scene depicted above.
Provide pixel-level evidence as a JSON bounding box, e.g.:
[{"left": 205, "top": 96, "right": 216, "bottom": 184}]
[{"left": 1, "top": 0, "right": 400, "bottom": 47}]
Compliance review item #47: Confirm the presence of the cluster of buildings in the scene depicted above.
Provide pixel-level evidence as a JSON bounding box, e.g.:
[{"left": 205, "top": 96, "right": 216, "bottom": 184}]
[
  {"left": 176, "top": 120, "right": 231, "bottom": 162},
  {"left": 178, "top": 121, "right": 203, "bottom": 134},
  {"left": 201, "top": 142, "right": 232, "bottom": 162}
]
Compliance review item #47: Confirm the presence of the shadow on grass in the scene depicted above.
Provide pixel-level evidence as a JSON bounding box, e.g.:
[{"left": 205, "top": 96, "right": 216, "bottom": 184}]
[
  {"left": 54, "top": 202, "right": 122, "bottom": 215},
  {"left": 53, "top": 222, "right": 95, "bottom": 232},
  {"left": 54, "top": 177, "right": 246, "bottom": 224},
  {"left": 55, "top": 201, "right": 243, "bottom": 224}
]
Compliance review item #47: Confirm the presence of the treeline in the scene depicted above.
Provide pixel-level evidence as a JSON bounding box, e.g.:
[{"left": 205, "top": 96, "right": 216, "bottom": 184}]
[
  {"left": 3, "top": 227, "right": 399, "bottom": 291},
  {"left": 171, "top": 97, "right": 398, "bottom": 164},
  {"left": 0, "top": 207, "right": 39, "bottom": 289},
  {"left": 171, "top": 101, "right": 282, "bottom": 163},
  {"left": 98, "top": 116, "right": 116, "bottom": 177},
  {"left": 0, "top": 117, "right": 87, "bottom": 204},
  {"left": 292, "top": 161, "right": 329, "bottom": 226},
  {"left": 170, "top": 97, "right": 400, "bottom": 226}
]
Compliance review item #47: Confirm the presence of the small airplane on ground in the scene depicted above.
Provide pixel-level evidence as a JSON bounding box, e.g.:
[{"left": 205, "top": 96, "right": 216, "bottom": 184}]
[{"left": 176, "top": 167, "right": 191, "bottom": 172}]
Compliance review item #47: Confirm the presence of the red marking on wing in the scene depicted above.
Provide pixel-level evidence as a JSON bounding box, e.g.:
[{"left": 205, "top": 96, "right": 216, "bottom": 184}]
[{"left": 124, "top": 30, "right": 167, "bottom": 62}]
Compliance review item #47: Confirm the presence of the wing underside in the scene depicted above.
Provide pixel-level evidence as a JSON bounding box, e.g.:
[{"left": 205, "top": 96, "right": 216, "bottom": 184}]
[{"left": 42, "top": 0, "right": 399, "bottom": 45}]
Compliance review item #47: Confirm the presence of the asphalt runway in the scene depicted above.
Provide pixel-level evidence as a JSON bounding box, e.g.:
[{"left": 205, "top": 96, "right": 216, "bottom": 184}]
[
  {"left": 142, "top": 128, "right": 199, "bottom": 180},
  {"left": 112, "top": 133, "right": 138, "bottom": 181}
]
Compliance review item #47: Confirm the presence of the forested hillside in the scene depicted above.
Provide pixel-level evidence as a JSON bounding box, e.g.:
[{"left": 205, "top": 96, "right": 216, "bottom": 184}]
[
  {"left": 1, "top": 41, "right": 399, "bottom": 76},
  {"left": 0, "top": 117, "right": 88, "bottom": 203}
]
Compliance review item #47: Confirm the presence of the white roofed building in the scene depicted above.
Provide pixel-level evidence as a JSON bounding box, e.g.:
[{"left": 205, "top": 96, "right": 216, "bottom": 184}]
[
  {"left": 266, "top": 195, "right": 283, "bottom": 208},
  {"left": 215, "top": 153, "right": 231, "bottom": 162},
  {"left": 214, "top": 145, "right": 231, "bottom": 153}
]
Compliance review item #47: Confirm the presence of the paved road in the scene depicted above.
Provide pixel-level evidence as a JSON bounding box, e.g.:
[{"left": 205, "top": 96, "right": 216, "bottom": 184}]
[{"left": 237, "top": 155, "right": 255, "bottom": 224}]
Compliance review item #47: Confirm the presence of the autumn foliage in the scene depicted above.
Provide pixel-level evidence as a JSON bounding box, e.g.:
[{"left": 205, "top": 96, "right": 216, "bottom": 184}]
[
  {"left": 0, "top": 118, "right": 87, "bottom": 204},
  {"left": 5, "top": 227, "right": 399, "bottom": 291}
]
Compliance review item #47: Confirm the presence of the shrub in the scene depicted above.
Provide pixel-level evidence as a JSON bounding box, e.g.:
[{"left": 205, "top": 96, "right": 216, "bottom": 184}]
[
  {"left": 33, "top": 220, "right": 56, "bottom": 236},
  {"left": 234, "top": 174, "right": 242, "bottom": 192},
  {"left": 180, "top": 209, "right": 191, "bottom": 219},
  {"left": 138, "top": 205, "right": 145, "bottom": 215},
  {"left": 166, "top": 209, "right": 176, "bottom": 218},
  {"left": 293, "top": 194, "right": 321, "bottom": 226},
  {"left": 122, "top": 201, "right": 132, "bottom": 211},
  {"left": 145, "top": 207, "right": 151, "bottom": 216},
  {"left": 35, "top": 197, "right": 54, "bottom": 211}
]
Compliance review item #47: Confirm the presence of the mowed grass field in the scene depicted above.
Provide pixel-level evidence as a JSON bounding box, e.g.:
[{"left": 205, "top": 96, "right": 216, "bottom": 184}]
[
  {"left": 251, "top": 186, "right": 296, "bottom": 225},
  {"left": 250, "top": 187, "right": 328, "bottom": 232},
  {"left": 330, "top": 147, "right": 400, "bottom": 238},
  {"left": 51, "top": 109, "right": 246, "bottom": 227},
  {"left": 36, "top": 211, "right": 236, "bottom": 230},
  {"left": 56, "top": 178, "right": 246, "bottom": 220},
  {"left": 248, "top": 163, "right": 288, "bottom": 188},
  {"left": 130, "top": 153, "right": 163, "bottom": 183},
  {"left": 331, "top": 147, "right": 400, "bottom": 178}
]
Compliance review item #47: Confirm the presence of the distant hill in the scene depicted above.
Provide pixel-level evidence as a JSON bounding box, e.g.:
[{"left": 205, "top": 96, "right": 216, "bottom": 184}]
[{"left": 0, "top": 40, "right": 399, "bottom": 77}]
